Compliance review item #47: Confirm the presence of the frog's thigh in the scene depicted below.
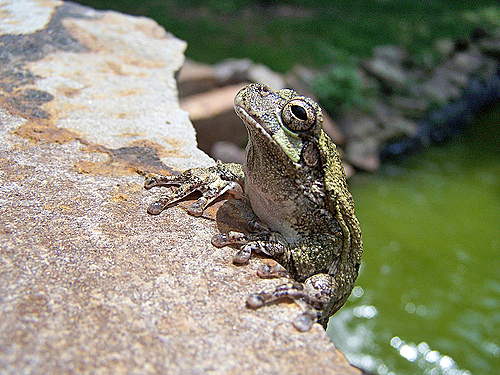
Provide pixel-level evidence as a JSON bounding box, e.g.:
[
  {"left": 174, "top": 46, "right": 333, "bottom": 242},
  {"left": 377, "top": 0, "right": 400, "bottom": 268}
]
[{"left": 303, "top": 273, "right": 335, "bottom": 304}]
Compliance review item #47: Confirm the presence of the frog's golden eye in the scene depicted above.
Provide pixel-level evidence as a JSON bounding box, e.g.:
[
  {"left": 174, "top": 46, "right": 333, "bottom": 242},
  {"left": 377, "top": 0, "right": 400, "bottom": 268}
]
[{"left": 281, "top": 99, "right": 316, "bottom": 132}]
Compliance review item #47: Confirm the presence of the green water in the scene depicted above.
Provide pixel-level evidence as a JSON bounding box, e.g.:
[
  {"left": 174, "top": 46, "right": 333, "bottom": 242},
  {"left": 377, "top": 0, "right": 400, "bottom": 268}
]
[{"left": 328, "top": 107, "right": 500, "bottom": 374}]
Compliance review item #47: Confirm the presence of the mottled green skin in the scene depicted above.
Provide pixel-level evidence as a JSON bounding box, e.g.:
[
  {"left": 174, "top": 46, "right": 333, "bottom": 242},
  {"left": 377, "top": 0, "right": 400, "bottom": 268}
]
[
  {"left": 145, "top": 83, "right": 362, "bottom": 329},
  {"left": 235, "top": 84, "right": 363, "bottom": 327}
]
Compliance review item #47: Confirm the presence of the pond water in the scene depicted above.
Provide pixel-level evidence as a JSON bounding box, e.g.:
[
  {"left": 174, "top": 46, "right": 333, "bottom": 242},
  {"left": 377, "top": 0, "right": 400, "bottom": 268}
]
[{"left": 328, "top": 106, "right": 499, "bottom": 375}]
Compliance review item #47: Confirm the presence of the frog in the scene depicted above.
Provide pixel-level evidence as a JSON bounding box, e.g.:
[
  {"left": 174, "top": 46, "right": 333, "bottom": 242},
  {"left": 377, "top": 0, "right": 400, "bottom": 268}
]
[{"left": 145, "top": 83, "right": 363, "bottom": 331}]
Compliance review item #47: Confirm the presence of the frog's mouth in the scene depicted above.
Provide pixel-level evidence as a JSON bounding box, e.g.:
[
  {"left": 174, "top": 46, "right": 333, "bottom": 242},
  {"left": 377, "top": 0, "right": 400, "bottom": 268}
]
[{"left": 234, "top": 105, "right": 303, "bottom": 164}]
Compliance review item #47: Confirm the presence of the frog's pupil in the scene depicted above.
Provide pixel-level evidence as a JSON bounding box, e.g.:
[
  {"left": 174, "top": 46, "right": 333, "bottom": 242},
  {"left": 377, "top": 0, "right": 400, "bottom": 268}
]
[{"left": 291, "top": 105, "right": 308, "bottom": 121}]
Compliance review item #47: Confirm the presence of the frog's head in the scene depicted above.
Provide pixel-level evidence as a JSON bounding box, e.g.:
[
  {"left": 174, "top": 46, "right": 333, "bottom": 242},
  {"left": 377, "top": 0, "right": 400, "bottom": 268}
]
[{"left": 234, "top": 83, "right": 324, "bottom": 167}]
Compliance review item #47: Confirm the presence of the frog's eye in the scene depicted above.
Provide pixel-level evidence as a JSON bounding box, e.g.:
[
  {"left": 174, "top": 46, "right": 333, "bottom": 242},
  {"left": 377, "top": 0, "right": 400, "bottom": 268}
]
[{"left": 281, "top": 99, "right": 316, "bottom": 132}]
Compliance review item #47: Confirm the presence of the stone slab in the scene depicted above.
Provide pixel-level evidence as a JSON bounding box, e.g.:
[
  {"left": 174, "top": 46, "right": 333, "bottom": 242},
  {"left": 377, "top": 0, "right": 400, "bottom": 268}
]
[{"left": 0, "top": 1, "right": 360, "bottom": 374}]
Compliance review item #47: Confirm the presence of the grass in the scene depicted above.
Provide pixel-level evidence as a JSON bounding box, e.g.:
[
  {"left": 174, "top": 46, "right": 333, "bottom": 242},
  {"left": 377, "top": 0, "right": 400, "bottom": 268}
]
[{"left": 73, "top": 0, "right": 499, "bottom": 73}]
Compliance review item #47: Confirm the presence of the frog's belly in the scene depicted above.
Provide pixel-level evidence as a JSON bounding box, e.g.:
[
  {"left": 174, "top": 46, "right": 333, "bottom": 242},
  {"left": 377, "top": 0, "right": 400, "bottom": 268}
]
[{"left": 245, "top": 184, "right": 299, "bottom": 243}]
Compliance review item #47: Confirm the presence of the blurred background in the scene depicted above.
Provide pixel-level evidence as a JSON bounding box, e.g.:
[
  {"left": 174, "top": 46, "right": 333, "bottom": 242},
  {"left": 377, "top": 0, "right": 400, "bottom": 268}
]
[{"left": 74, "top": 1, "right": 499, "bottom": 374}]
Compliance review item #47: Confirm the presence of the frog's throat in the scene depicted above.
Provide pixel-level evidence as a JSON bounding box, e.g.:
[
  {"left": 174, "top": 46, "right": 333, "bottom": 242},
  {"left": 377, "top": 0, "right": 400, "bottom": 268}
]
[{"left": 234, "top": 105, "right": 302, "bottom": 163}]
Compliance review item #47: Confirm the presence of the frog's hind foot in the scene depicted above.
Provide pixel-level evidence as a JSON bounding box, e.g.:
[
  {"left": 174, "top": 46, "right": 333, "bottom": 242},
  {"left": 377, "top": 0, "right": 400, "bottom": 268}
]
[{"left": 246, "top": 280, "right": 323, "bottom": 332}]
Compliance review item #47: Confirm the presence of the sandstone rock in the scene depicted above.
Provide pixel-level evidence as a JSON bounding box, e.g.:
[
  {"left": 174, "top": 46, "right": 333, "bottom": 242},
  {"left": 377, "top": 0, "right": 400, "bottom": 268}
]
[
  {"left": 356, "top": 66, "right": 382, "bottom": 96},
  {"left": 0, "top": 2, "right": 361, "bottom": 374},
  {"left": 1, "top": 0, "right": 211, "bottom": 172},
  {"left": 369, "top": 99, "right": 418, "bottom": 136},
  {"left": 347, "top": 31, "right": 498, "bottom": 163},
  {"left": 372, "top": 45, "right": 408, "bottom": 65},
  {"left": 337, "top": 108, "right": 379, "bottom": 140},
  {"left": 433, "top": 66, "right": 470, "bottom": 89},
  {"left": 211, "top": 141, "right": 246, "bottom": 164},
  {"left": 449, "top": 50, "right": 486, "bottom": 75},
  {"left": 178, "top": 59, "right": 219, "bottom": 97},
  {"left": 180, "top": 84, "right": 249, "bottom": 154},
  {"left": 180, "top": 84, "right": 245, "bottom": 122},
  {"left": 247, "top": 63, "right": 286, "bottom": 90},
  {"left": 434, "top": 38, "right": 455, "bottom": 58},
  {"left": 214, "top": 58, "right": 254, "bottom": 85},
  {"left": 478, "top": 30, "right": 500, "bottom": 58},
  {"left": 390, "top": 96, "right": 429, "bottom": 119},
  {"left": 363, "top": 58, "right": 409, "bottom": 91},
  {"left": 213, "top": 59, "right": 286, "bottom": 90},
  {"left": 478, "top": 38, "right": 500, "bottom": 58},
  {"left": 345, "top": 139, "right": 381, "bottom": 172},
  {"left": 419, "top": 76, "right": 462, "bottom": 104},
  {"left": 335, "top": 109, "right": 381, "bottom": 171}
]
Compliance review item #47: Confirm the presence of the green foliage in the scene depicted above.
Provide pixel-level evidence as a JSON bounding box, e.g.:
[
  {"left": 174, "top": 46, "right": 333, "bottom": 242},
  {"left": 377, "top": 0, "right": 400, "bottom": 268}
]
[
  {"left": 73, "top": 0, "right": 500, "bottom": 73},
  {"left": 312, "top": 64, "right": 367, "bottom": 116},
  {"left": 74, "top": 0, "right": 499, "bottom": 114}
]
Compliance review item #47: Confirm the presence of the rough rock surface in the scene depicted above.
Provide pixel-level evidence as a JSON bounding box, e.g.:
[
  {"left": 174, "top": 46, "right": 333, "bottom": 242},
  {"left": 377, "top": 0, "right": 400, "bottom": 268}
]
[{"left": 0, "top": 1, "right": 361, "bottom": 374}]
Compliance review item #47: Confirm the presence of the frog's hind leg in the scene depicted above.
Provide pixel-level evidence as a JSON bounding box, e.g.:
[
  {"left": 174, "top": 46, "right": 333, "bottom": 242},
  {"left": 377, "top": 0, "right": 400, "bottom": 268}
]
[
  {"left": 247, "top": 273, "right": 335, "bottom": 331},
  {"left": 246, "top": 280, "right": 320, "bottom": 331}
]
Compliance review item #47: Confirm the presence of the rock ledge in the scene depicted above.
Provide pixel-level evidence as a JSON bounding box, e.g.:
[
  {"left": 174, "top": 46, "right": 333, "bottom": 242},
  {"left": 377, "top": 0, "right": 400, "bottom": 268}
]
[{"left": 0, "top": 2, "right": 360, "bottom": 374}]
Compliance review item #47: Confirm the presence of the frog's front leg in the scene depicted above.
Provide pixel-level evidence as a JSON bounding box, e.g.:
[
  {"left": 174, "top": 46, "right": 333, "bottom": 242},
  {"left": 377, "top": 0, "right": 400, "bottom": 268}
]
[
  {"left": 212, "top": 228, "right": 290, "bottom": 265},
  {"left": 145, "top": 162, "right": 245, "bottom": 216}
]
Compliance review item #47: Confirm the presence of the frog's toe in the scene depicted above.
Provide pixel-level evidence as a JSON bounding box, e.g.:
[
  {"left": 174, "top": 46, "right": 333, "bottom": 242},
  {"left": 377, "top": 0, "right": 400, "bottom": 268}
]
[
  {"left": 234, "top": 241, "right": 265, "bottom": 264},
  {"left": 245, "top": 281, "right": 326, "bottom": 331},
  {"left": 144, "top": 176, "right": 159, "bottom": 189},
  {"left": 211, "top": 233, "right": 229, "bottom": 247},
  {"left": 233, "top": 246, "right": 252, "bottom": 264},
  {"left": 188, "top": 196, "right": 208, "bottom": 216},
  {"left": 211, "top": 231, "right": 247, "bottom": 248},
  {"left": 256, "top": 260, "right": 289, "bottom": 278},
  {"left": 147, "top": 199, "right": 169, "bottom": 215},
  {"left": 293, "top": 312, "right": 316, "bottom": 332},
  {"left": 246, "top": 293, "right": 265, "bottom": 308}
]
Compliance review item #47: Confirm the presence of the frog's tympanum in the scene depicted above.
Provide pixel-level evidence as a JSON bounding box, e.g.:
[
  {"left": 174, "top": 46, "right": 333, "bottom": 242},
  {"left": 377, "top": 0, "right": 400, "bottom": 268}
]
[{"left": 145, "top": 83, "right": 363, "bottom": 331}]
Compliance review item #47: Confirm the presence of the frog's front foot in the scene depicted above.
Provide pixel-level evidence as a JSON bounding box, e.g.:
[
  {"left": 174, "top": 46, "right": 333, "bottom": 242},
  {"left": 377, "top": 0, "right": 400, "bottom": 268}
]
[
  {"left": 252, "top": 259, "right": 289, "bottom": 278},
  {"left": 212, "top": 230, "right": 289, "bottom": 266},
  {"left": 210, "top": 231, "right": 253, "bottom": 264},
  {"left": 144, "top": 164, "right": 244, "bottom": 217},
  {"left": 211, "top": 231, "right": 256, "bottom": 264}
]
